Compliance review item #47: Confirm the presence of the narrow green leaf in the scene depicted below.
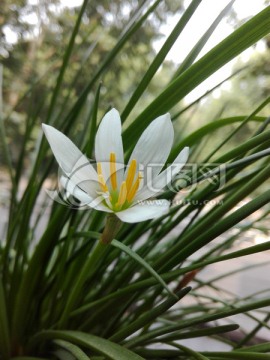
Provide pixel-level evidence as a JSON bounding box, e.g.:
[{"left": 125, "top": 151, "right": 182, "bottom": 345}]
[
  {"left": 126, "top": 297, "right": 270, "bottom": 349},
  {"left": 11, "top": 206, "right": 70, "bottom": 344},
  {"left": 85, "top": 83, "right": 102, "bottom": 157},
  {"left": 236, "top": 313, "right": 270, "bottom": 348},
  {"left": 0, "top": 277, "right": 10, "bottom": 360},
  {"left": 172, "top": 189, "right": 270, "bottom": 266},
  {"left": 155, "top": 165, "right": 270, "bottom": 272},
  {"left": 123, "top": 6, "right": 270, "bottom": 145},
  {"left": 172, "top": 67, "right": 246, "bottom": 122},
  {"left": 121, "top": 0, "right": 202, "bottom": 121},
  {"left": 152, "top": 324, "right": 239, "bottom": 343},
  {"left": 64, "top": 0, "right": 162, "bottom": 126},
  {"left": 46, "top": 0, "right": 89, "bottom": 123},
  {"left": 58, "top": 241, "right": 108, "bottom": 328},
  {"left": 136, "top": 347, "right": 186, "bottom": 358},
  {"left": 170, "top": 116, "right": 265, "bottom": 157},
  {"left": 111, "top": 239, "right": 176, "bottom": 299},
  {"left": 237, "top": 342, "right": 270, "bottom": 353},
  {"left": 202, "top": 351, "right": 270, "bottom": 359},
  {"left": 54, "top": 348, "right": 77, "bottom": 360},
  {"left": 196, "top": 149, "right": 270, "bottom": 185},
  {"left": 226, "top": 148, "right": 270, "bottom": 167},
  {"left": 173, "top": 0, "right": 235, "bottom": 77},
  {"left": 72, "top": 238, "right": 270, "bottom": 320},
  {"left": 54, "top": 339, "right": 90, "bottom": 360},
  {"left": 32, "top": 330, "right": 144, "bottom": 360},
  {"left": 195, "top": 261, "right": 269, "bottom": 291},
  {"left": 174, "top": 239, "right": 270, "bottom": 289},
  {"left": 109, "top": 287, "right": 191, "bottom": 343},
  {"left": 0, "top": 64, "right": 15, "bottom": 186},
  {"left": 135, "top": 348, "right": 186, "bottom": 358},
  {"left": 214, "top": 129, "right": 270, "bottom": 164},
  {"left": 170, "top": 342, "right": 210, "bottom": 360},
  {"left": 203, "top": 95, "right": 270, "bottom": 163}
]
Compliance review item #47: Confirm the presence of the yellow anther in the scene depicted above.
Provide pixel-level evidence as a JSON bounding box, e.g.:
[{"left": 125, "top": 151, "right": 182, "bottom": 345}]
[
  {"left": 97, "top": 162, "right": 108, "bottom": 192},
  {"left": 126, "top": 159, "right": 137, "bottom": 191},
  {"left": 98, "top": 175, "right": 108, "bottom": 192},
  {"left": 127, "top": 172, "right": 142, "bottom": 203},
  {"left": 116, "top": 181, "right": 127, "bottom": 207},
  {"left": 97, "top": 162, "right": 104, "bottom": 177},
  {"left": 110, "top": 152, "right": 117, "bottom": 190}
]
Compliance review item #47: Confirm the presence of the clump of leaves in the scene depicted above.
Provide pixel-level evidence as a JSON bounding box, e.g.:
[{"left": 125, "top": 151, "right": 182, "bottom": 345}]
[{"left": 1, "top": 1, "right": 270, "bottom": 359}]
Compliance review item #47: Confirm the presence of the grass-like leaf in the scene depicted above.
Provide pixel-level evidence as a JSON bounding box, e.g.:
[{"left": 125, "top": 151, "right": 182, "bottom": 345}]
[
  {"left": 109, "top": 287, "right": 191, "bottom": 343},
  {"left": 54, "top": 339, "right": 90, "bottom": 360},
  {"left": 33, "top": 331, "right": 144, "bottom": 360},
  {"left": 121, "top": 0, "right": 202, "bottom": 121},
  {"left": 111, "top": 239, "right": 177, "bottom": 299},
  {"left": 202, "top": 351, "right": 270, "bottom": 359},
  {"left": 2, "top": 1, "right": 270, "bottom": 358},
  {"left": 150, "top": 324, "right": 239, "bottom": 343},
  {"left": 173, "top": 0, "right": 235, "bottom": 77},
  {"left": 123, "top": 6, "right": 270, "bottom": 145}
]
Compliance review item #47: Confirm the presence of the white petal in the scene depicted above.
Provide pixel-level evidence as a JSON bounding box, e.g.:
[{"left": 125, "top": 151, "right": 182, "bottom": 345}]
[
  {"left": 127, "top": 113, "right": 174, "bottom": 177},
  {"left": 116, "top": 199, "right": 170, "bottom": 223},
  {"left": 60, "top": 176, "right": 92, "bottom": 203},
  {"left": 42, "top": 124, "right": 98, "bottom": 194},
  {"left": 95, "top": 108, "right": 124, "bottom": 185},
  {"left": 87, "top": 199, "right": 113, "bottom": 213},
  {"left": 136, "top": 147, "right": 189, "bottom": 201},
  {"left": 60, "top": 176, "right": 112, "bottom": 213}
]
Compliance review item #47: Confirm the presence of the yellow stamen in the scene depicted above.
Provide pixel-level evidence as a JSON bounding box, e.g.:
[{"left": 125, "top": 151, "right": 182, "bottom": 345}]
[
  {"left": 127, "top": 172, "right": 142, "bottom": 203},
  {"left": 97, "top": 162, "right": 108, "bottom": 192},
  {"left": 97, "top": 162, "right": 103, "bottom": 176},
  {"left": 116, "top": 181, "right": 127, "bottom": 207},
  {"left": 98, "top": 175, "right": 108, "bottom": 192},
  {"left": 126, "top": 159, "right": 137, "bottom": 191},
  {"left": 110, "top": 152, "right": 117, "bottom": 190}
]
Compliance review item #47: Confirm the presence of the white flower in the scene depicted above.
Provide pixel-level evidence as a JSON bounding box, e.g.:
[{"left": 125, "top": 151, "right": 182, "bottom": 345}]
[{"left": 42, "top": 109, "right": 189, "bottom": 223}]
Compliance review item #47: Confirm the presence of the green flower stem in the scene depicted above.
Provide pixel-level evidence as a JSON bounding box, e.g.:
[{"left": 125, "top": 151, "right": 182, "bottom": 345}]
[
  {"left": 100, "top": 214, "right": 122, "bottom": 245},
  {"left": 58, "top": 215, "right": 121, "bottom": 328}
]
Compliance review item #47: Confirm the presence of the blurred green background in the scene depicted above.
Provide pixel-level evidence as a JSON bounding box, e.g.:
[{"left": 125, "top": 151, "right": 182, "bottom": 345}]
[{"left": 1, "top": 0, "right": 270, "bottom": 169}]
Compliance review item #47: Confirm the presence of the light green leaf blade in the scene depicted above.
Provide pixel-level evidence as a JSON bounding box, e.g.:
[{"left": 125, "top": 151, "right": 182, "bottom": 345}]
[
  {"left": 124, "top": 6, "right": 270, "bottom": 145},
  {"left": 0, "top": 64, "right": 15, "bottom": 186},
  {"left": 33, "top": 330, "right": 144, "bottom": 360},
  {"left": 202, "top": 351, "right": 270, "bottom": 359},
  {"left": 171, "top": 343, "right": 211, "bottom": 360},
  {"left": 170, "top": 116, "right": 265, "bottom": 154},
  {"left": 154, "top": 324, "right": 239, "bottom": 342},
  {"left": 126, "top": 296, "right": 270, "bottom": 349},
  {"left": 121, "top": 0, "right": 202, "bottom": 121},
  {"left": 237, "top": 342, "right": 270, "bottom": 353},
  {"left": 154, "top": 167, "right": 270, "bottom": 272},
  {"left": 46, "top": 0, "right": 89, "bottom": 123},
  {"left": 109, "top": 287, "right": 191, "bottom": 343},
  {"left": 54, "top": 339, "right": 90, "bottom": 360},
  {"left": 111, "top": 239, "right": 177, "bottom": 299},
  {"left": 173, "top": 0, "right": 235, "bottom": 77}
]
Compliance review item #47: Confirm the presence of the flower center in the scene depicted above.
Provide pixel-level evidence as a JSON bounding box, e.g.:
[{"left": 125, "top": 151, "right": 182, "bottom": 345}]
[{"left": 97, "top": 152, "right": 142, "bottom": 211}]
